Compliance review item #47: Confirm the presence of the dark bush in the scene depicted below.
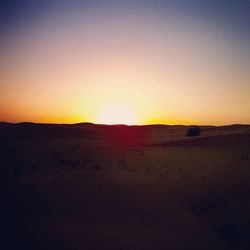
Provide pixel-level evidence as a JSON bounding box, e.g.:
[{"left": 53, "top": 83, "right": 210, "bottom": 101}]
[{"left": 186, "top": 126, "right": 201, "bottom": 137}]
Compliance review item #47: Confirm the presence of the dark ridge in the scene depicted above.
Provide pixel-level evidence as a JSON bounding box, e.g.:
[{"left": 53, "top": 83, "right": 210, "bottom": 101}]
[
  {"left": 70, "top": 122, "right": 95, "bottom": 126},
  {"left": 0, "top": 122, "right": 13, "bottom": 126},
  {"left": 1, "top": 121, "right": 249, "bottom": 127},
  {"left": 0, "top": 123, "right": 100, "bottom": 139},
  {"left": 203, "top": 124, "right": 250, "bottom": 131},
  {"left": 150, "top": 133, "right": 250, "bottom": 147},
  {"left": 1, "top": 122, "right": 250, "bottom": 141}
]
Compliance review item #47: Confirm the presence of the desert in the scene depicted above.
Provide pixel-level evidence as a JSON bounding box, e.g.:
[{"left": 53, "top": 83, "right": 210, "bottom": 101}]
[{"left": 1, "top": 123, "right": 250, "bottom": 250}]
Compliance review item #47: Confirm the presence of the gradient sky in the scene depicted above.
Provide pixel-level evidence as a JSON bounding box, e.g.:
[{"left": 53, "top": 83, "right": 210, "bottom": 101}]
[{"left": 1, "top": 0, "right": 250, "bottom": 125}]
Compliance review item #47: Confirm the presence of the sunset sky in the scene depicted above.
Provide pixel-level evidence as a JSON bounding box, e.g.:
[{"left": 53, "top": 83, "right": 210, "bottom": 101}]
[{"left": 1, "top": 0, "right": 250, "bottom": 125}]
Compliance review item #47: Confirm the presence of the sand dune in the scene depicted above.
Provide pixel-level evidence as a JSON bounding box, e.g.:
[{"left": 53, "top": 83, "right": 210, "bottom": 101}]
[{"left": 1, "top": 123, "right": 250, "bottom": 249}]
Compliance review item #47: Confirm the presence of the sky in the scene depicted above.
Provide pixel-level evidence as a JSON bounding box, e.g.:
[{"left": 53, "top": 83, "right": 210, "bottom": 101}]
[{"left": 1, "top": 0, "right": 250, "bottom": 125}]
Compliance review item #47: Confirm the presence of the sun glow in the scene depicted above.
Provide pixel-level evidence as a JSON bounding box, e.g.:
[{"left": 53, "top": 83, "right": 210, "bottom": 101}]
[{"left": 96, "top": 104, "right": 138, "bottom": 125}]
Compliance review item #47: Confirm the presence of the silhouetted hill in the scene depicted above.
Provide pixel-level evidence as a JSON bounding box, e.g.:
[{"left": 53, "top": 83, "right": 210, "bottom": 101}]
[{"left": 1, "top": 121, "right": 250, "bottom": 250}]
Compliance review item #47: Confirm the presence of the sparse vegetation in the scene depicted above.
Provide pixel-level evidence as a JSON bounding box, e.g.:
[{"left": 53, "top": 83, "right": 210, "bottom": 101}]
[{"left": 186, "top": 126, "right": 201, "bottom": 137}]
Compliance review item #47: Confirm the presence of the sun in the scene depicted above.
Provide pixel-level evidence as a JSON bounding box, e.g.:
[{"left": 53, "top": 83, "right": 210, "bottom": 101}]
[{"left": 96, "top": 104, "right": 138, "bottom": 125}]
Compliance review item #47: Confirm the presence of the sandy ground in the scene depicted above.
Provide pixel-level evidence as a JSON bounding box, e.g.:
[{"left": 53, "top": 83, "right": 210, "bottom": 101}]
[{"left": 1, "top": 123, "right": 250, "bottom": 250}]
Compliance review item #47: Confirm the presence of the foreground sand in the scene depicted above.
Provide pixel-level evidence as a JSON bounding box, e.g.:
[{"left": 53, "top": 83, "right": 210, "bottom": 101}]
[{"left": 1, "top": 123, "right": 250, "bottom": 249}]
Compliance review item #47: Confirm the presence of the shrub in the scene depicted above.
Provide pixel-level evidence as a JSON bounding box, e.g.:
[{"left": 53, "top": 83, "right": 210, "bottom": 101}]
[{"left": 186, "top": 126, "right": 201, "bottom": 137}]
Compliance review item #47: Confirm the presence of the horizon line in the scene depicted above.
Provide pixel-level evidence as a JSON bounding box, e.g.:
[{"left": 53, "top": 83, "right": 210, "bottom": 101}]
[{"left": 1, "top": 121, "right": 250, "bottom": 127}]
